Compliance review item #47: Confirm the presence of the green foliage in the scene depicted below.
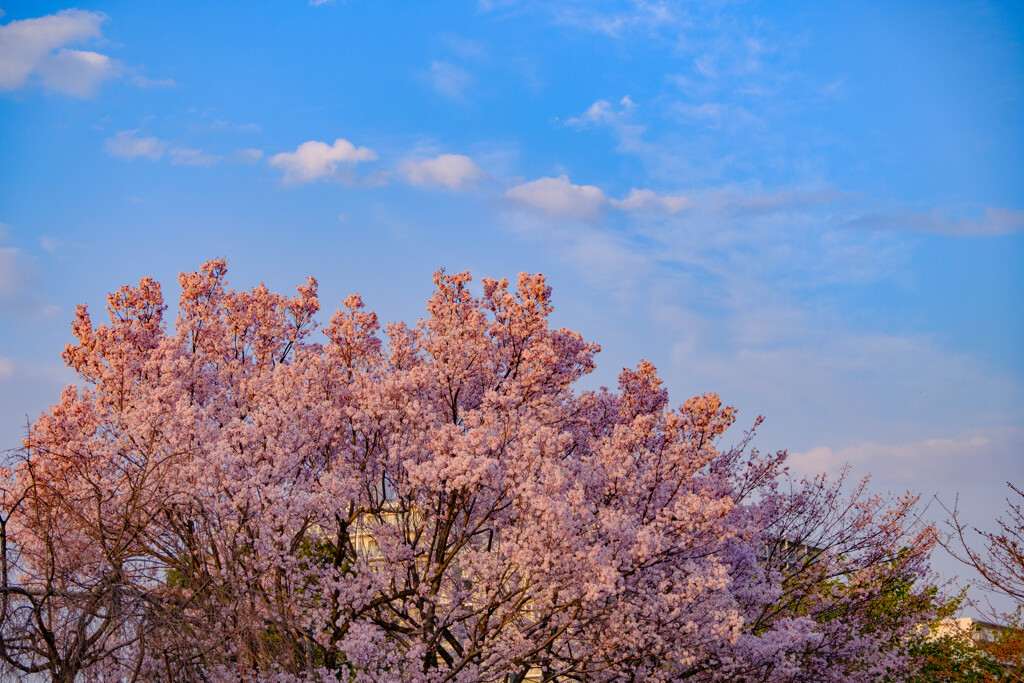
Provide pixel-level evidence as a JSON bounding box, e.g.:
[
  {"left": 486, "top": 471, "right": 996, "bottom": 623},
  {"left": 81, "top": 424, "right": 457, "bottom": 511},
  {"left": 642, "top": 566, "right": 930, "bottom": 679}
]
[
  {"left": 906, "top": 594, "right": 1020, "bottom": 683},
  {"left": 911, "top": 634, "right": 1010, "bottom": 683}
]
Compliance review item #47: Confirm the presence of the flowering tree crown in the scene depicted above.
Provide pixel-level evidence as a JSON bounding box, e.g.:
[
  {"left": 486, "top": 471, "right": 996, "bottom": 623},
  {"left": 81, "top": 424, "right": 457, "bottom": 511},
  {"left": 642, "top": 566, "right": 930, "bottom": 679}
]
[{"left": 0, "top": 261, "right": 936, "bottom": 682}]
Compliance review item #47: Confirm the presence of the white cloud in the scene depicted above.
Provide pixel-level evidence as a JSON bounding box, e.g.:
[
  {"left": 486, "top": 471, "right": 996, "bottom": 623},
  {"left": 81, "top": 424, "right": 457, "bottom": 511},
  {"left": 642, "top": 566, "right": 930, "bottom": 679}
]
[
  {"left": 0, "top": 357, "right": 12, "bottom": 378},
  {"left": 399, "top": 153, "right": 485, "bottom": 190},
  {"left": 268, "top": 138, "right": 378, "bottom": 185},
  {"left": 170, "top": 146, "right": 220, "bottom": 167},
  {"left": 34, "top": 47, "right": 116, "bottom": 97},
  {"left": 506, "top": 175, "right": 690, "bottom": 219},
  {"left": 610, "top": 188, "right": 689, "bottom": 213},
  {"left": 567, "top": 96, "right": 634, "bottom": 127},
  {"left": 428, "top": 60, "right": 474, "bottom": 102},
  {"left": 505, "top": 175, "right": 607, "bottom": 220},
  {"left": 0, "top": 9, "right": 120, "bottom": 97},
  {"left": 104, "top": 130, "right": 167, "bottom": 161},
  {"left": 233, "top": 148, "right": 264, "bottom": 164}
]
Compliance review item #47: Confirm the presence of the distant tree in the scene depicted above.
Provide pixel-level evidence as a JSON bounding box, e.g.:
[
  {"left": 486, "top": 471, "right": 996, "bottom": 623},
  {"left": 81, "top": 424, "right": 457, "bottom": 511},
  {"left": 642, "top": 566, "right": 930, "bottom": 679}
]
[
  {"left": 942, "top": 485, "right": 1024, "bottom": 678},
  {"left": 0, "top": 261, "right": 940, "bottom": 682},
  {"left": 913, "top": 629, "right": 1010, "bottom": 683}
]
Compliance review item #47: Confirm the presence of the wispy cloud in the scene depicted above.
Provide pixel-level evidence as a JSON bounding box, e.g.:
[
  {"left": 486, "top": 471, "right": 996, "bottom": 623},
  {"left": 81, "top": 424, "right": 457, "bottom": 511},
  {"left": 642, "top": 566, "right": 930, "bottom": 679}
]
[
  {"left": 566, "top": 96, "right": 634, "bottom": 128},
  {"left": 562, "top": 97, "right": 1015, "bottom": 239},
  {"left": 496, "top": 164, "right": 1020, "bottom": 469},
  {"left": 104, "top": 131, "right": 226, "bottom": 167},
  {"left": 670, "top": 187, "right": 855, "bottom": 219},
  {"left": 130, "top": 73, "right": 176, "bottom": 89},
  {"left": 0, "top": 227, "right": 57, "bottom": 319},
  {"left": 673, "top": 101, "right": 762, "bottom": 130},
  {"left": 846, "top": 207, "right": 1024, "bottom": 237},
  {"left": 427, "top": 60, "right": 474, "bottom": 102},
  {"left": 562, "top": 97, "right": 674, "bottom": 176},
  {"left": 104, "top": 130, "right": 167, "bottom": 161},
  {"left": 399, "top": 153, "right": 486, "bottom": 190},
  {"left": 610, "top": 188, "right": 688, "bottom": 213},
  {"left": 233, "top": 148, "right": 264, "bottom": 164},
  {"left": 499, "top": 210, "right": 650, "bottom": 291},
  {"left": 548, "top": 0, "right": 682, "bottom": 38},
  {"left": 478, "top": 0, "right": 698, "bottom": 41},
  {"left": 268, "top": 138, "right": 378, "bottom": 185},
  {"left": 187, "top": 116, "right": 261, "bottom": 134},
  {"left": 440, "top": 34, "right": 487, "bottom": 60},
  {"left": 170, "top": 147, "right": 221, "bottom": 167}
]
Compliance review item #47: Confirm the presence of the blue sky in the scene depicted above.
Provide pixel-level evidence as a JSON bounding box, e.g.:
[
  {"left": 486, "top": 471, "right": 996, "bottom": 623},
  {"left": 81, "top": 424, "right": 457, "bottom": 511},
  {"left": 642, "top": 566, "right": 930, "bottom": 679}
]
[{"left": 1, "top": 1, "right": 1022, "bottom": 611}]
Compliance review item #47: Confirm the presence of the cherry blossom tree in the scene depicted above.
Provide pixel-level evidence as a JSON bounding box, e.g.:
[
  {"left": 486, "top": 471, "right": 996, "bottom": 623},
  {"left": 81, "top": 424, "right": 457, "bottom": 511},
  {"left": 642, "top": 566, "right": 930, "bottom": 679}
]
[{"left": 0, "top": 261, "right": 939, "bottom": 681}]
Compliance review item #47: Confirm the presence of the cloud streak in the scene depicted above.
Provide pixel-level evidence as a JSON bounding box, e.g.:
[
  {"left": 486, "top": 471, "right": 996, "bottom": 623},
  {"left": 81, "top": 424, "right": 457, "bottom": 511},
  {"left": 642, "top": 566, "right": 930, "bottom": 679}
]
[{"left": 847, "top": 207, "right": 1024, "bottom": 237}]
